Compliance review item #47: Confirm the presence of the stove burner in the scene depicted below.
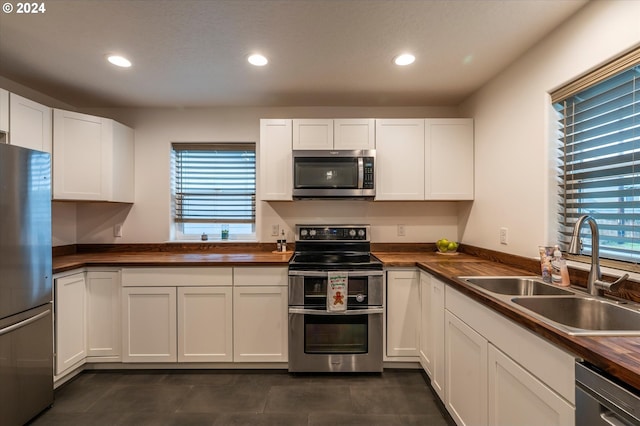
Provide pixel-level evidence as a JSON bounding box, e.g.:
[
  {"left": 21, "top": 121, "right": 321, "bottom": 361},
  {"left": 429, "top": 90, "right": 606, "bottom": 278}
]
[
  {"left": 289, "top": 225, "right": 382, "bottom": 271},
  {"left": 292, "top": 253, "right": 372, "bottom": 264}
]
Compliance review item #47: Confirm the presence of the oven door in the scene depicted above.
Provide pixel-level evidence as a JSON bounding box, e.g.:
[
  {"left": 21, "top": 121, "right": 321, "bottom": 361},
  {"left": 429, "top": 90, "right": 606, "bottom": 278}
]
[
  {"left": 288, "top": 271, "right": 383, "bottom": 308},
  {"left": 288, "top": 307, "right": 383, "bottom": 373}
]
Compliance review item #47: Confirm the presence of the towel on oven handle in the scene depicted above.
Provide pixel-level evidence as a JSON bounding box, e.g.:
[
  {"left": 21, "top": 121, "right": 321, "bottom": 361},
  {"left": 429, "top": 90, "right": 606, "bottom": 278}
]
[{"left": 327, "top": 271, "right": 348, "bottom": 312}]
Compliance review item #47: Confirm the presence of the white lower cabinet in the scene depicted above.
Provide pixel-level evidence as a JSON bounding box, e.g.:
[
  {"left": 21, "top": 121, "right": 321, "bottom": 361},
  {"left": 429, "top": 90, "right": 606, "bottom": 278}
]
[
  {"left": 416, "top": 271, "right": 575, "bottom": 426},
  {"left": 488, "top": 344, "right": 574, "bottom": 426},
  {"left": 122, "top": 286, "right": 177, "bottom": 362},
  {"left": 120, "top": 266, "right": 287, "bottom": 364},
  {"left": 233, "top": 267, "right": 288, "bottom": 362},
  {"left": 419, "top": 272, "right": 445, "bottom": 400},
  {"left": 177, "top": 286, "right": 233, "bottom": 362},
  {"left": 419, "top": 272, "right": 432, "bottom": 373},
  {"left": 54, "top": 272, "right": 87, "bottom": 375},
  {"left": 445, "top": 310, "right": 488, "bottom": 426},
  {"left": 386, "top": 269, "right": 420, "bottom": 358},
  {"left": 86, "top": 271, "right": 121, "bottom": 359},
  {"left": 233, "top": 286, "right": 288, "bottom": 362}
]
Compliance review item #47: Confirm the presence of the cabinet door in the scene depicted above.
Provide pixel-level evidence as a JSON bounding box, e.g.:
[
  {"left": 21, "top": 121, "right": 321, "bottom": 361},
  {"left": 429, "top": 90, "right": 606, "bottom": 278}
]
[
  {"left": 55, "top": 272, "right": 86, "bottom": 375},
  {"left": 488, "top": 345, "right": 574, "bottom": 426},
  {"left": 431, "top": 278, "right": 446, "bottom": 401},
  {"left": 425, "top": 119, "right": 474, "bottom": 200},
  {"left": 445, "top": 310, "right": 488, "bottom": 426},
  {"left": 386, "top": 270, "right": 420, "bottom": 357},
  {"left": 375, "top": 119, "right": 425, "bottom": 200},
  {"left": 233, "top": 286, "right": 288, "bottom": 362},
  {"left": 334, "top": 119, "right": 375, "bottom": 149},
  {"left": 86, "top": 271, "right": 121, "bottom": 359},
  {"left": 0, "top": 88, "right": 8, "bottom": 133},
  {"left": 292, "top": 119, "right": 333, "bottom": 149},
  {"left": 122, "top": 287, "right": 177, "bottom": 362},
  {"left": 9, "top": 93, "right": 52, "bottom": 153},
  {"left": 111, "top": 120, "right": 135, "bottom": 203},
  {"left": 259, "top": 119, "right": 292, "bottom": 200},
  {"left": 419, "top": 272, "right": 432, "bottom": 374},
  {"left": 53, "top": 109, "right": 110, "bottom": 200},
  {"left": 177, "top": 287, "right": 233, "bottom": 362}
]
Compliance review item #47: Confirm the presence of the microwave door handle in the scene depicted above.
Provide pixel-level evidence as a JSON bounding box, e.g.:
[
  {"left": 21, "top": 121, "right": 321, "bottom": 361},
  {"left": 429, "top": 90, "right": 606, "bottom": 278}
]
[{"left": 357, "top": 157, "right": 364, "bottom": 189}]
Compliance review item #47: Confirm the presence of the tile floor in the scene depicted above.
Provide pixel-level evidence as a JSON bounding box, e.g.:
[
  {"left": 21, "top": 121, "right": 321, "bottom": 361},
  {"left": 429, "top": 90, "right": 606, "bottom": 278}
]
[{"left": 29, "top": 369, "right": 455, "bottom": 425}]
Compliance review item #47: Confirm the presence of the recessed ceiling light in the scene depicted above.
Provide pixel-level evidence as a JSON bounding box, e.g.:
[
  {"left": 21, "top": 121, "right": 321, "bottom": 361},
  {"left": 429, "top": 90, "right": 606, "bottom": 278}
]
[
  {"left": 107, "top": 55, "right": 132, "bottom": 68},
  {"left": 248, "top": 54, "right": 268, "bottom": 66},
  {"left": 394, "top": 53, "right": 415, "bottom": 66}
]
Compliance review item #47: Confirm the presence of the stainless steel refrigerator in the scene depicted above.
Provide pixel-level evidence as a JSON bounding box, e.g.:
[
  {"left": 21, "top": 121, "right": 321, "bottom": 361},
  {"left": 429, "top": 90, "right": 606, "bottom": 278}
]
[{"left": 0, "top": 143, "right": 53, "bottom": 425}]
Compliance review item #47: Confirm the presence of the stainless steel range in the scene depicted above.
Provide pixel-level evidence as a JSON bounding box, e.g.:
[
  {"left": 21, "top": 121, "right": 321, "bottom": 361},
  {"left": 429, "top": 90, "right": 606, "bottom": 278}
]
[{"left": 288, "top": 224, "right": 384, "bottom": 373}]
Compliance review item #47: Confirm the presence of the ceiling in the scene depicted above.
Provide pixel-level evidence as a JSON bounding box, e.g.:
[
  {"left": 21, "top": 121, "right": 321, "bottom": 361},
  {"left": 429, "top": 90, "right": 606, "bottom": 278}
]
[{"left": 0, "top": 0, "right": 588, "bottom": 108}]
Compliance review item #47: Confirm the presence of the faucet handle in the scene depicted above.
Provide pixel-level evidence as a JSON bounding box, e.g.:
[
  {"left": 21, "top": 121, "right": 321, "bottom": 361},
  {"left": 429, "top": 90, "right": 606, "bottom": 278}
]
[{"left": 595, "top": 273, "right": 629, "bottom": 293}]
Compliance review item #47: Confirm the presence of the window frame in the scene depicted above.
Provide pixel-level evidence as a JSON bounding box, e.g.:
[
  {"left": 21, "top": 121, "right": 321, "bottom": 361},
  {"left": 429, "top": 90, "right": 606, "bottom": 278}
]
[
  {"left": 170, "top": 142, "right": 256, "bottom": 241},
  {"left": 552, "top": 47, "right": 640, "bottom": 269}
]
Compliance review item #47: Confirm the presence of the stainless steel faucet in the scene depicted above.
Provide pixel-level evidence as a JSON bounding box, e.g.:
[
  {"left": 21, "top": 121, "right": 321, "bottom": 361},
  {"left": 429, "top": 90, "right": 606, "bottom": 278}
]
[{"left": 567, "top": 215, "right": 629, "bottom": 296}]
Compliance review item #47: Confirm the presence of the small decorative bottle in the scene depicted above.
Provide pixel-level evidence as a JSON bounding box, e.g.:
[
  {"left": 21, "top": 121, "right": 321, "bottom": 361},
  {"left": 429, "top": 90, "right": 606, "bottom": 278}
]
[
  {"left": 551, "top": 245, "right": 570, "bottom": 287},
  {"left": 280, "top": 230, "right": 287, "bottom": 252}
]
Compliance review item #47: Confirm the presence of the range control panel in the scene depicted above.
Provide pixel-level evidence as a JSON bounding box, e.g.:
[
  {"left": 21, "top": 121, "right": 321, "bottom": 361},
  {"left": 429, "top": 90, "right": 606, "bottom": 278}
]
[{"left": 296, "top": 225, "right": 370, "bottom": 241}]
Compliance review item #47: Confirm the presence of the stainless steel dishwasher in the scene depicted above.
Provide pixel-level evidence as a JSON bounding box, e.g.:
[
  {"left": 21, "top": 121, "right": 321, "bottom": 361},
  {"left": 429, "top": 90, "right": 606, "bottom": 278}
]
[{"left": 576, "top": 361, "right": 640, "bottom": 425}]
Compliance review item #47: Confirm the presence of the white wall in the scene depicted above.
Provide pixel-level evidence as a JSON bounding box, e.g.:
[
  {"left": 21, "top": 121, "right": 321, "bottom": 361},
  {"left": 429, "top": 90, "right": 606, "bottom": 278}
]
[
  {"left": 459, "top": 0, "right": 640, "bottom": 259},
  {"left": 68, "top": 106, "right": 461, "bottom": 244}
]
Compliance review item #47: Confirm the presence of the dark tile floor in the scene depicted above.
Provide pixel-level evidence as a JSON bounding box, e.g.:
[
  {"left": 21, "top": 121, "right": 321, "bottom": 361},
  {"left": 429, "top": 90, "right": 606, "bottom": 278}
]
[{"left": 29, "top": 369, "right": 455, "bottom": 426}]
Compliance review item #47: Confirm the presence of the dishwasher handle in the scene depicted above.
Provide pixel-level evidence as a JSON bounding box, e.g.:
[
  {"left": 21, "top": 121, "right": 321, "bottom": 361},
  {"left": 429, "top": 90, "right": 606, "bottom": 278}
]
[{"left": 601, "top": 410, "right": 628, "bottom": 426}]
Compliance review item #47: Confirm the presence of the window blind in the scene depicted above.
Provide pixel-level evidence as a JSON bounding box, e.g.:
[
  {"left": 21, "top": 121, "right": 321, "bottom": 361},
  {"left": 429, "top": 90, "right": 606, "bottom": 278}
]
[
  {"left": 554, "top": 65, "right": 640, "bottom": 263},
  {"left": 172, "top": 143, "right": 256, "bottom": 224}
]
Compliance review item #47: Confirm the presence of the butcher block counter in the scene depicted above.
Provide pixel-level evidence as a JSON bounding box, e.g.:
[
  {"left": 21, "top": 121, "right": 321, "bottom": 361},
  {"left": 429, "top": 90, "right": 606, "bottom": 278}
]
[
  {"left": 53, "top": 243, "right": 293, "bottom": 273},
  {"left": 53, "top": 243, "right": 640, "bottom": 391}
]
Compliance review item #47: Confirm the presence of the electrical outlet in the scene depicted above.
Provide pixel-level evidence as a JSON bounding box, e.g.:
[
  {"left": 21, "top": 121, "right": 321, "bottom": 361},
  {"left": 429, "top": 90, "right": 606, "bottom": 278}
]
[
  {"left": 397, "top": 224, "right": 405, "bottom": 237},
  {"left": 500, "top": 227, "right": 508, "bottom": 245},
  {"left": 114, "top": 223, "right": 123, "bottom": 238},
  {"left": 271, "top": 224, "right": 279, "bottom": 236}
]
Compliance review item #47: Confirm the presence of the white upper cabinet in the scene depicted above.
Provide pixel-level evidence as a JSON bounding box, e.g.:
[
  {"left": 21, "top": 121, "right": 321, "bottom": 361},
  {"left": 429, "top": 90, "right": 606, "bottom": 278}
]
[
  {"left": 53, "top": 109, "right": 134, "bottom": 202},
  {"left": 333, "top": 119, "right": 375, "bottom": 149},
  {"left": 375, "top": 118, "right": 473, "bottom": 201},
  {"left": 425, "top": 118, "right": 474, "bottom": 200},
  {"left": 375, "top": 119, "right": 425, "bottom": 200},
  {"left": 292, "top": 119, "right": 333, "bottom": 149},
  {"left": 293, "top": 119, "right": 375, "bottom": 150},
  {"left": 0, "top": 89, "right": 8, "bottom": 133},
  {"left": 259, "top": 119, "right": 293, "bottom": 200},
  {"left": 9, "top": 93, "right": 52, "bottom": 153}
]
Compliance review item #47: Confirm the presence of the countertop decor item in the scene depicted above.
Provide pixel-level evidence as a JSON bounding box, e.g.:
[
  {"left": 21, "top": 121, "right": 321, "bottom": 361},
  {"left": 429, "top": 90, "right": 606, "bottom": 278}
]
[{"left": 436, "top": 238, "right": 458, "bottom": 253}]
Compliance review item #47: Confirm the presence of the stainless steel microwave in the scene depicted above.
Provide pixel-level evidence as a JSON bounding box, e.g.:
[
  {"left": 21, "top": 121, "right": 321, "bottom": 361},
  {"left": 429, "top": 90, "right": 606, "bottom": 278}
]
[{"left": 292, "top": 150, "right": 375, "bottom": 199}]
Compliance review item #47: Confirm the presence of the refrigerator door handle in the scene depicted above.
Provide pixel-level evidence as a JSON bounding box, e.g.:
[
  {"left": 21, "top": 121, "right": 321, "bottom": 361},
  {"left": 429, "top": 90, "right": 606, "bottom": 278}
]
[{"left": 0, "top": 310, "right": 50, "bottom": 337}]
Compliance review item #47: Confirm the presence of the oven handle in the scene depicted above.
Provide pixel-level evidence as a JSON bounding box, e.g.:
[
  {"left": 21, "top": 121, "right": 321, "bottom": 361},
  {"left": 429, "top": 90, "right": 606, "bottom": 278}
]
[
  {"left": 288, "top": 270, "right": 383, "bottom": 277},
  {"left": 288, "top": 307, "right": 384, "bottom": 316}
]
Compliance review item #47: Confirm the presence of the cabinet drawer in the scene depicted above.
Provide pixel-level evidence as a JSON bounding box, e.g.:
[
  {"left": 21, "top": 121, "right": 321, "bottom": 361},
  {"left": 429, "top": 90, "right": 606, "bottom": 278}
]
[
  {"left": 234, "top": 267, "right": 288, "bottom": 286},
  {"left": 121, "top": 267, "right": 232, "bottom": 287}
]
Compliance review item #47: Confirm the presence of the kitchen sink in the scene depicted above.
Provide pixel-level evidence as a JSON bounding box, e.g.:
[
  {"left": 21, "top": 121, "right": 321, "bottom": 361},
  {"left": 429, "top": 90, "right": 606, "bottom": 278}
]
[
  {"left": 511, "top": 296, "right": 640, "bottom": 336},
  {"left": 460, "top": 276, "right": 574, "bottom": 296}
]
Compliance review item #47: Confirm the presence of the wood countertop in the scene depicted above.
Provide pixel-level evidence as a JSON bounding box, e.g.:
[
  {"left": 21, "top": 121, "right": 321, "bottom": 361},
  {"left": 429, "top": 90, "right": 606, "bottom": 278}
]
[
  {"left": 53, "top": 250, "right": 293, "bottom": 273},
  {"left": 53, "top": 247, "right": 640, "bottom": 391},
  {"left": 374, "top": 251, "right": 640, "bottom": 392}
]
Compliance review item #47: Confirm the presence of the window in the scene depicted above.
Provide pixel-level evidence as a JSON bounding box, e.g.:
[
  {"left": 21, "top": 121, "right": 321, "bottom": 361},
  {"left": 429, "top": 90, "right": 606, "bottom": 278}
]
[
  {"left": 171, "top": 143, "right": 256, "bottom": 240},
  {"left": 553, "top": 49, "right": 640, "bottom": 264}
]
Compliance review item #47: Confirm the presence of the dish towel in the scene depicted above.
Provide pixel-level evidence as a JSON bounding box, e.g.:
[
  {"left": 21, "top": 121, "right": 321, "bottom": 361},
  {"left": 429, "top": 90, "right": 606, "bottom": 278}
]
[{"left": 327, "top": 271, "right": 348, "bottom": 312}]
